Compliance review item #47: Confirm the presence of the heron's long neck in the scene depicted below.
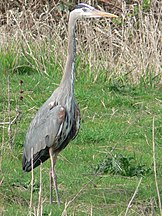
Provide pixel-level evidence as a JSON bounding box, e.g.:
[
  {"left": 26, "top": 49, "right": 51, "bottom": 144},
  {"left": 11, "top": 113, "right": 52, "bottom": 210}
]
[{"left": 60, "top": 16, "right": 76, "bottom": 96}]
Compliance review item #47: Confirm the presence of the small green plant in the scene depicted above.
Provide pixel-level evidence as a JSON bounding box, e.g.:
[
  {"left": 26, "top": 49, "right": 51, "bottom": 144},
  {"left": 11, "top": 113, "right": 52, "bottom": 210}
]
[{"left": 95, "top": 153, "right": 152, "bottom": 177}]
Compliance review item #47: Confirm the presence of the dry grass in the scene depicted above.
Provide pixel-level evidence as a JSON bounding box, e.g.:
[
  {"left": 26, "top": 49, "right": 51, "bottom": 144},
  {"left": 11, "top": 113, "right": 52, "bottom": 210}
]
[{"left": 0, "top": 0, "right": 161, "bottom": 83}]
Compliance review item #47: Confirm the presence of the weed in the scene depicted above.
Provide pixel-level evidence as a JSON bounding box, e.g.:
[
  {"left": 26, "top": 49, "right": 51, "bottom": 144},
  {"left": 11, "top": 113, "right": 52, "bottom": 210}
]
[{"left": 95, "top": 153, "right": 152, "bottom": 177}]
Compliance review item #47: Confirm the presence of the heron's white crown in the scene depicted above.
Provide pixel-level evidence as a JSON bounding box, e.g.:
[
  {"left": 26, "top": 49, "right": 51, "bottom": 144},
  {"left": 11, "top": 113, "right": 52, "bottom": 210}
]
[{"left": 71, "top": 3, "right": 117, "bottom": 19}]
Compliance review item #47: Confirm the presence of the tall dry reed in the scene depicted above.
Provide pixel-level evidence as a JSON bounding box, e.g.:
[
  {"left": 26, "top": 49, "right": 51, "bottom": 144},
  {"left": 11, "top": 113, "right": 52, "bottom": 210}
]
[{"left": 0, "top": 0, "right": 161, "bottom": 83}]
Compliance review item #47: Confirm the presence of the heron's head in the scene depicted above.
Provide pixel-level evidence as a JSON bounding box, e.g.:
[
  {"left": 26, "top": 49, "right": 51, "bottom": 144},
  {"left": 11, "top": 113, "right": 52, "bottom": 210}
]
[{"left": 70, "top": 3, "right": 117, "bottom": 20}]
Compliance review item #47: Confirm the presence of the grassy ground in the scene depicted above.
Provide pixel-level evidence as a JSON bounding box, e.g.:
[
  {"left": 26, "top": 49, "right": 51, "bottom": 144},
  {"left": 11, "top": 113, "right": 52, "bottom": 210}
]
[
  {"left": 0, "top": 1, "right": 161, "bottom": 215},
  {"left": 0, "top": 65, "right": 162, "bottom": 215}
]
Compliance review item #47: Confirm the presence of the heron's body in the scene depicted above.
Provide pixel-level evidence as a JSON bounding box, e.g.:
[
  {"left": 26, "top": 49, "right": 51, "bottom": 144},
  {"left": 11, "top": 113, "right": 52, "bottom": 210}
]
[
  {"left": 22, "top": 3, "right": 117, "bottom": 205},
  {"left": 22, "top": 89, "right": 80, "bottom": 172}
]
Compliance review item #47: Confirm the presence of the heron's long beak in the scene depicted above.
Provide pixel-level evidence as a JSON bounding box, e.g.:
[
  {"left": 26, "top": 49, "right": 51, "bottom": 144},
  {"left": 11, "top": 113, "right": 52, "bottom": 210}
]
[{"left": 91, "top": 10, "right": 118, "bottom": 18}]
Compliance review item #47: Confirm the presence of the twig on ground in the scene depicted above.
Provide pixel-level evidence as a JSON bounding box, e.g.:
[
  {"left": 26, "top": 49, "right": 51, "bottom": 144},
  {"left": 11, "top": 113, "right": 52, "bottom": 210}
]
[
  {"left": 124, "top": 177, "right": 142, "bottom": 216},
  {"left": 7, "top": 75, "right": 12, "bottom": 146},
  {"left": 61, "top": 170, "right": 101, "bottom": 216},
  {"left": 37, "top": 162, "right": 43, "bottom": 216},
  {"left": 0, "top": 75, "right": 21, "bottom": 147},
  {"left": 90, "top": 204, "right": 93, "bottom": 216},
  {"left": 152, "top": 117, "right": 162, "bottom": 215},
  {"left": 29, "top": 148, "right": 34, "bottom": 216},
  {"left": 0, "top": 110, "right": 21, "bottom": 126},
  {"left": 0, "top": 177, "right": 4, "bottom": 186}
]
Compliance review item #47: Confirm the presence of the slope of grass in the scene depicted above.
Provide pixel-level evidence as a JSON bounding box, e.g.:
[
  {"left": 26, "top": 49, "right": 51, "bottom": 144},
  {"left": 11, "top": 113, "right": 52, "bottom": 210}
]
[{"left": 0, "top": 62, "right": 162, "bottom": 215}]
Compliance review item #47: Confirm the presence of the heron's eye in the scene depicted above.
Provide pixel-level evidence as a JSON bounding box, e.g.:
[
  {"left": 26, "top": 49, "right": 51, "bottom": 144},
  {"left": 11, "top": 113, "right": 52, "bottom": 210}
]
[{"left": 82, "top": 8, "right": 88, "bottom": 12}]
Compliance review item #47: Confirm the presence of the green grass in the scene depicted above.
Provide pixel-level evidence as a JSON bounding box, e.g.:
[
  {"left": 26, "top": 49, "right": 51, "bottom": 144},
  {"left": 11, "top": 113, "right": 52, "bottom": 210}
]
[{"left": 0, "top": 57, "right": 162, "bottom": 216}]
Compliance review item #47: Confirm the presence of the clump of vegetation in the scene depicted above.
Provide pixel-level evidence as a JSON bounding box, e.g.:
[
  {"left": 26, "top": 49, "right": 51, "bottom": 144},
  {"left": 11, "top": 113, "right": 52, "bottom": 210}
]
[{"left": 95, "top": 153, "right": 152, "bottom": 177}]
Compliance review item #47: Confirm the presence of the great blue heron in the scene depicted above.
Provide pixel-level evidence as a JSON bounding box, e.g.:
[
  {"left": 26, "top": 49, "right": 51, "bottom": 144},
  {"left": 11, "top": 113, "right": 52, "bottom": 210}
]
[{"left": 22, "top": 3, "right": 117, "bottom": 206}]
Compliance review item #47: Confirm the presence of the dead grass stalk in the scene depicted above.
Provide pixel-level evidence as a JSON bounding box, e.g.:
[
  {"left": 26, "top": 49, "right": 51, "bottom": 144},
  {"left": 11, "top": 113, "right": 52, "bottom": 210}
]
[{"left": 152, "top": 117, "right": 162, "bottom": 215}]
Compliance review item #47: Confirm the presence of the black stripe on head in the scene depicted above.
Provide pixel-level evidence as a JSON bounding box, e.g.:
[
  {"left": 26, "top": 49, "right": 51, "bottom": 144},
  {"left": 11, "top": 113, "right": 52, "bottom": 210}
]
[{"left": 75, "top": 3, "right": 94, "bottom": 10}]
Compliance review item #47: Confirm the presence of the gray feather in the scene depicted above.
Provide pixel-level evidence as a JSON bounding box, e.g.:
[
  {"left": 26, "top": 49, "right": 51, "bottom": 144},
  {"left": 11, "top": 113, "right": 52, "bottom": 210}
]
[{"left": 22, "top": 87, "right": 66, "bottom": 165}]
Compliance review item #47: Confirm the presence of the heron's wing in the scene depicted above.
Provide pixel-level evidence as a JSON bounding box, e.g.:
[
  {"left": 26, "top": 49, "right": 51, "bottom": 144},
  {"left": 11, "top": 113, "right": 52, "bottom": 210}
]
[
  {"left": 57, "top": 101, "right": 81, "bottom": 151},
  {"left": 22, "top": 102, "right": 66, "bottom": 171}
]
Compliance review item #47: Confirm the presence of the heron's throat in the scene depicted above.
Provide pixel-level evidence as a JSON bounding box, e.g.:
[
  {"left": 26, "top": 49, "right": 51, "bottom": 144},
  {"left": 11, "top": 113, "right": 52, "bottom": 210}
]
[{"left": 60, "top": 16, "right": 76, "bottom": 95}]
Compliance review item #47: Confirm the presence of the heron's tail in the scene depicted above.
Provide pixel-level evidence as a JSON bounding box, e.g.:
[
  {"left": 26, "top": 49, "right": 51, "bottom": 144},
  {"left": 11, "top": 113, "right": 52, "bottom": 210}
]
[{"left": 22, "top": 147, "right": 49, "bottom": 172}]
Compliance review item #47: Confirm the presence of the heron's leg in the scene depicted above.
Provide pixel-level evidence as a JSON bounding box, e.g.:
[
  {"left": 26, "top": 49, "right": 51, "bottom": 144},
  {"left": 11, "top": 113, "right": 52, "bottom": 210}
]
[
  {"left": 53, "top": 166, "right": 60, "bottom": 206},
  {"left": 49, "top": 148, "right": 60, "bottom": 206},
  {"left": 49, "top": 167, "right": 53, "bottom": 204}
]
